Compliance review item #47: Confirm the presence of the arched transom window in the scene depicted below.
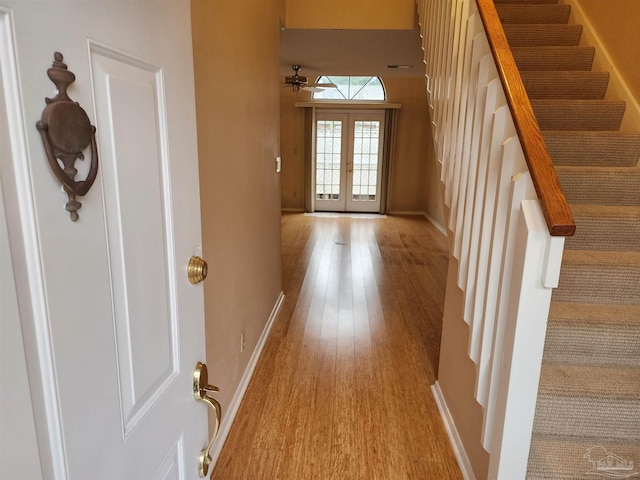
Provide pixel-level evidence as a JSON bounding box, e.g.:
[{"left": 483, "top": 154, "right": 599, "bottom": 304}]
[{"left": 312, "top": 76, "right": 386, "bottom": 101}]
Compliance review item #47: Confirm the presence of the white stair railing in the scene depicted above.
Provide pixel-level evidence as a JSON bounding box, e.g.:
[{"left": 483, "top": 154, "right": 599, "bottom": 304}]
[{"left": 417, "top": 0, "right": 572, "bottom": 477}]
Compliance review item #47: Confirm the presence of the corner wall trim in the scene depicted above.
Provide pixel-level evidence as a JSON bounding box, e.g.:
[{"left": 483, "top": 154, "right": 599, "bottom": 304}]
[
  {"left": 208, "top": 291, "right": 285, "bottom": 467},
  {"left": 431, "top": 382, "right": 477, "bottom": 480}
]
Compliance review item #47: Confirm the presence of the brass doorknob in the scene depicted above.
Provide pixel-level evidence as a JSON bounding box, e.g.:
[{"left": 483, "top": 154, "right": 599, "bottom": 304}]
[{"left": 188, "top": 256, "right": 208, "bottom": 284}]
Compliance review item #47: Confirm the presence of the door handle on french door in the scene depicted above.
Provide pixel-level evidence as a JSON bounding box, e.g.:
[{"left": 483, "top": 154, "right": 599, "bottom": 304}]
[{"left": 193, "top": 362, "right": 221, "bottom": 477}]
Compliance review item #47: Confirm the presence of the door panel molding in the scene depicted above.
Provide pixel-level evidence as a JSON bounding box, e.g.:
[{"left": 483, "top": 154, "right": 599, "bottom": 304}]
[
  {"left": 151, "top": 435, "right": 186, "bottom": 480},
  {"left": 90, "top": 44, "right": 180, "bottom": 438}
]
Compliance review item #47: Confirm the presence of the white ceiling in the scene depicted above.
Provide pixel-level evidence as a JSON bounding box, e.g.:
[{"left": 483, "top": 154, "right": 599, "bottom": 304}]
[{"left": 279, "top": 28, "right": 425, "bottom": 79}]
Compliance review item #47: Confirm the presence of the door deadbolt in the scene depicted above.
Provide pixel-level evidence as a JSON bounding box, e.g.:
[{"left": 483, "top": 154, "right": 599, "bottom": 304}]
[{"left": 188, "top": 256, "right": 208, "bottom": 284}]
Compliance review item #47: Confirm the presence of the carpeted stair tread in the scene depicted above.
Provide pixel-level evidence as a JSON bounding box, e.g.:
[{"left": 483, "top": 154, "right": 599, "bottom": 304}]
[
  {"left": 566, "top": 205, "right": 640, "bottom": 252},
  {"left": 538, "top": 364, "right": 640, "bottom": 400},
  {"left": 504, "top": 24, "right": 583, "bottom": 47},
  {"left": 553, "top": 250, "right": 640, "bottom": 305},
  {"left": 533, "top": 364, "right": 640, "bottom": 439},
  {"left": 521, "top": 71, "right": 609, "bottom": 100},
  {"left": 545, "top": 303, "right": 640, "bottom": 367},
  {"left": 555, "top": 166, "right": 640, "bottom": 206},
  {"left": 548, "top": 302, "right": 640, "bottom": 326},
  {"left": 527, "top": 435, "right": 640, "bottom": 480},
  {"left": 543, "top": 131, "right": 640, "bottom": 166},
  {"left": 496, "top": 4, "right": 571, "bottom": 24},
  {"left": 512, "top": 46, "right": 595, "bottom": 71},
  {"left": 532, "top": 99, "right": 626, "bottom": 131}
]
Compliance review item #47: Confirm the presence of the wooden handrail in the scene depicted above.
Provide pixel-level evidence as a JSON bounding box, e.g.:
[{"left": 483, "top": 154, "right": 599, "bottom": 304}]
[{"left": 475, "top": 0, "right": 576, "bottom": 236}]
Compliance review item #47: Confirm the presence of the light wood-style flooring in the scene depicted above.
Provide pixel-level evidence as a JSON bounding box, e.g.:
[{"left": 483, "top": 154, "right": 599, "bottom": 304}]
[{"left": 211, "top": 213, "right": 462, "bottom": 479}]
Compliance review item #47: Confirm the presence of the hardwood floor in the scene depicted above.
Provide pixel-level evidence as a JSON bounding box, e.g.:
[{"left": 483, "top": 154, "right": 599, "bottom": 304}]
[{"left": 211, "top": 213, "right": 462, "bottom": 479}]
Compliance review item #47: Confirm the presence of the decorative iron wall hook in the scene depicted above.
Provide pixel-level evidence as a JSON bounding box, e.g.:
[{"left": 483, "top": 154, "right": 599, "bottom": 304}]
[{"left": 36, "top": 52, "right": 99, "bottom": 222}]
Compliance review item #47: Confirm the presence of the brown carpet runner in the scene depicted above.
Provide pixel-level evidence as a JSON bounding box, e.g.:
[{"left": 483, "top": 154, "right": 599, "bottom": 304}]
[{"left": 497, "top": 1, "right": 640, "bottom": 478}]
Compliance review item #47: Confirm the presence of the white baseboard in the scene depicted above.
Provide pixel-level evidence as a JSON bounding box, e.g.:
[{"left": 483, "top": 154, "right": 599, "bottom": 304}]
[
  {"left": 423, "top": 212, "right": 447, "bottom": 236},
  {"left": 208, "top": 291, "right": 285, "bottom": 466},
  {"left": 387, "top": 210, "right": 425, "bottom": 216},
  {"left": 387, "top": 210, "right": 447, "bottom": 236},
  {"left": 431, "top": 382, "right": 477, "bottom": 480}
]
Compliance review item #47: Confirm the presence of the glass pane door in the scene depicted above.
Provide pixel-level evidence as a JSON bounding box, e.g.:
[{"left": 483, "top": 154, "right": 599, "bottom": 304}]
[
  {"left": 314, "top": 111, "right": 385, "bottom": 213},
  {"left": 314, "top": 114, "right": 347, "bottom": 211},
  {"left": 347, "top": 115, "right": 383, "bottom": 212}
]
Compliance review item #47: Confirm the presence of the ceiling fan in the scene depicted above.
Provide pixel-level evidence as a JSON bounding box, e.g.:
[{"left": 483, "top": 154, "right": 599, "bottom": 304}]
[{"left": 284, "top": 65, "right": 337, "bottom": 92}]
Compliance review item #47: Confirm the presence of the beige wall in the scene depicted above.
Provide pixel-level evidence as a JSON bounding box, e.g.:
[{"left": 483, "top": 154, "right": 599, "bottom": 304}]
[
  {"left": 385, "top": 78, "right": 439, "bottom": 217},
  {"left": 279, "top": 77, "right": 446, "bottom": 223},
  {"left": 191, "top": 0, "right": 284, "bottom": 418},
  {"left": 439, "top": 254, "right": 490, "bottom": 479},
  {"left": 280, "top": 85, "right": 307, "bottom": 210},
  {"left": 574, "top": 0, "right": 640, "bottom": 103},
  {"left": 285, "top": 0, "right": 415, "bottom": 29}
]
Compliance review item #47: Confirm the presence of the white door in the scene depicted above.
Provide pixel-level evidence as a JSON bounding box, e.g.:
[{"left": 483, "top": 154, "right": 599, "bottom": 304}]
[
  {"left": 0, "top": 2, "right": 208, "bottom": 479},
  {"left": 314, "top": 110, "right": 385, "bottom": 213}
]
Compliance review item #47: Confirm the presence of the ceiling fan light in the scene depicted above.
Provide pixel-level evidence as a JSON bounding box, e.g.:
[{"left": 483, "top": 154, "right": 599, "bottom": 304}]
[{"left": 286, "top": 74, "right": 308, "bottom": 84}]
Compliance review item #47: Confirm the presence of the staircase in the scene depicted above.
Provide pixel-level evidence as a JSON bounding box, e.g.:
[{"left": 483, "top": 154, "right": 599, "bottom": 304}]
[{"left": 495, "top": 1, "right": 640, "bottom": 477}]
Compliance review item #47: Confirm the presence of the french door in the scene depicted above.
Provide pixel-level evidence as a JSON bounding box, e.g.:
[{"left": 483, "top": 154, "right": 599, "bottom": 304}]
[{"left": 314, "top": 110, "right": 385, "bottom": 212}]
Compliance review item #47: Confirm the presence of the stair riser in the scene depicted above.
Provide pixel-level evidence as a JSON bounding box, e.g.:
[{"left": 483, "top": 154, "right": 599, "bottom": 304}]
[
  {"left": 528, "top": 436, "right": 640, "bottom": 480},
  {"left": 533, "top": 101, "right": 626, "bottom": 131},
  {"left": 496, "top": 5, "right": 571, "bottom": 23},
  {"left": 522, "top": 71, "right": 609, "bottom": 100},
  {"left": 544, "top": 323, "right": 640, "bottom": 367},
  {"left": 544, "top": 133, "right": 640, "bottom": 167},
  {"left": 566, "top": 214, "right": 640, "bottom": 252},
  {"left": 533, "top": 396, "right": 640, "bottom": 439},
  {"left": 513, "top": 47, "right": 594, "bottom": 71},
  {"left": 554, "top": 263, "right": 640, "bottom": 305},
  {"left": 505, "top": 24, "right": 582, "bottom": 47},
  {"left": 557, "top": 171, "right": 640, "bottom": 206}
]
